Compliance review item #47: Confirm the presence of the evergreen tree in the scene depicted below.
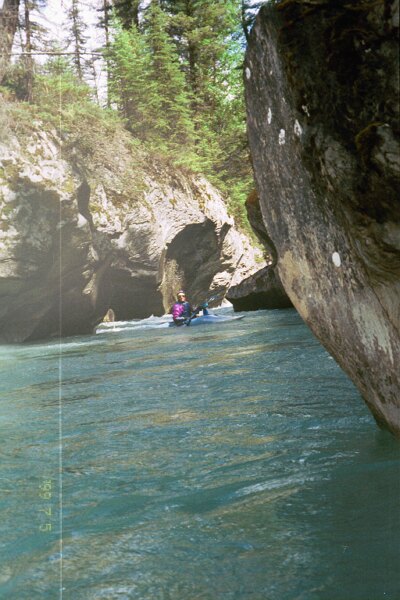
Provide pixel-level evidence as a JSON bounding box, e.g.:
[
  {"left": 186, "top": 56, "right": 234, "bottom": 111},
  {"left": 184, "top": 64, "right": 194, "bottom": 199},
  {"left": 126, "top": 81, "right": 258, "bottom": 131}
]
[
  {"left": 66, "top": 0, "right": 88, "bottom": 80},
  {"left": 113, "top": 0, "right": 142, "bottom": 30},
  {"left": 8, "top": 0, "right": 49, "bottom": 100},
  {"left": 23, "top": 0, "right": 34, "bottom": 99},
  {"left": 108, "top": 18, "right": 163, "bottom": 145},
  {"left": 156, "top": 1, "right": 239, "bottom": 108},
  {"left": 63, "top": 0, "right": 87, "bottom": 81},
  {"left": 144, "top": 1, "right": 195, "bottom": 160},
  {"left": 0, "top": 0, "right": 20, "bottom": 83},
  {"left": 96, "top": 0, "right": 111, "bottom": 106},
  {"left": 153, "top": 1, "right": 250, "bottom": 190}
]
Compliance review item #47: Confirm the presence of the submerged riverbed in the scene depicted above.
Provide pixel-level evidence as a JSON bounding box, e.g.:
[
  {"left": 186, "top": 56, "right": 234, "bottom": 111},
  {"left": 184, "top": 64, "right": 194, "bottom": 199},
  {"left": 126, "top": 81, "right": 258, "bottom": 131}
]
[{"left": 1, "top": 309, "right": 399, "bottom": 599}]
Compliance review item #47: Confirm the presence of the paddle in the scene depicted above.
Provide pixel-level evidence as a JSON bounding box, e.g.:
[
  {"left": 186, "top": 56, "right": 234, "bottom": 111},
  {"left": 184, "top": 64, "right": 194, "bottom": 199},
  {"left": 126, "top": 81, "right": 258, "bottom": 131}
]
[{"left": 185, "top": 292, "right": 224, "bottom": 326}]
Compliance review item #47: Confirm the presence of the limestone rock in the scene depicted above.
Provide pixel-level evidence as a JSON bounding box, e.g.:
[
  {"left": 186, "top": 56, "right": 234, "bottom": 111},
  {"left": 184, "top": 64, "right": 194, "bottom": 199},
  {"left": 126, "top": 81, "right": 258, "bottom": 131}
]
[
  {"left": 227, "top": 266, "right": 293, "bottom": 311},
  {"left": 245, "top": 1, "right": 400, "bottom": 434},
  {"left": 0, "top": 126, "right": 263, "bottom": 342},
  {"left": 226, "top": 190, "right": 293, "bottom": 311}
]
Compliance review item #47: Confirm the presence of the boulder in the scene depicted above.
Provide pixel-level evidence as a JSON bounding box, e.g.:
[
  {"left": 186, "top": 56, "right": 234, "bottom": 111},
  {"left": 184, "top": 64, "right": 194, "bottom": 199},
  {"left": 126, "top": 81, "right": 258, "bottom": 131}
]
[
  {"left": 245, "top": 1, "right": 400, "bottom": 434},
  {"left": 0, "top": 124, "right": 264, "bottom": 342},
  {"left": 227, "top": 265, "right": 293, "bottom": 311}
]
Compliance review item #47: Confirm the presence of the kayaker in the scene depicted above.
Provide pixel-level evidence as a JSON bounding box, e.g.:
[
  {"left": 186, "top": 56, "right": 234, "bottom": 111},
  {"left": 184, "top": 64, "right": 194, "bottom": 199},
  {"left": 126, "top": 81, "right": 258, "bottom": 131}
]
[
  {"left": 172, "top": 291, "right": 192, "bottom": 326},
  {"left": 172, "top": 291, "right": 209, "bottom": 326}
]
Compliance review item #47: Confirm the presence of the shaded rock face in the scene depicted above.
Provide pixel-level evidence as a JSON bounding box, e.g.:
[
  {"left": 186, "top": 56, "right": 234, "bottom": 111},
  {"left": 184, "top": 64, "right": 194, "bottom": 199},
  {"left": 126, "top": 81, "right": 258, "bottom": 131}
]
[
  {"left": 227, "top": 265, "right": 293, "bottom": 311},
  {"left": 245, "top": 189, "right": 278, "bottom": 265},
  {"left": 0, "top": 128, "right": 263, "bottom": 342},
  {"left": 226, "top": 189, "right": 293, "bottom": 310},
  {"left": 245, "top": 1, "right": 400, "bottom": 434}
]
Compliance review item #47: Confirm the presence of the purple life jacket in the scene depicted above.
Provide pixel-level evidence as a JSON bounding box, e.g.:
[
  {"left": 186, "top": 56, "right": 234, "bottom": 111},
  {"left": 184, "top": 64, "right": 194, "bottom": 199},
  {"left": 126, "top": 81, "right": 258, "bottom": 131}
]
[{"left": 172, "top": 301, "right": 191, "bottom": 320}]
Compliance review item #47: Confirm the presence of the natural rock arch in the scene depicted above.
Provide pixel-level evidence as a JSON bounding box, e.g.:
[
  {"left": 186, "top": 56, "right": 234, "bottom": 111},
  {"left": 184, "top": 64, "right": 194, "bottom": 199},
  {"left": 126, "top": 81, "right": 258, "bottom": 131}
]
[{"left": 160, "top": 220, "right": 221, "bottom": 312}]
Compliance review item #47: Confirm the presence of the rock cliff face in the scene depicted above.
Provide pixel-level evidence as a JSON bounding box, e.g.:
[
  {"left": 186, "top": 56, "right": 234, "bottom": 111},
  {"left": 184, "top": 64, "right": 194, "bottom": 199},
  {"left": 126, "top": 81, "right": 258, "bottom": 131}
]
[
  {"left": 0, "top": 123, "right": 263, "bottom": 343},
  {"left": 245, "top": 1, "right": 400, "bottom": 434},
  {"left": 225, "top": 189, "right": 293, "bottom": 311},
  {"left": 226, "top": 265, "right": 293, "bottom": 311}
]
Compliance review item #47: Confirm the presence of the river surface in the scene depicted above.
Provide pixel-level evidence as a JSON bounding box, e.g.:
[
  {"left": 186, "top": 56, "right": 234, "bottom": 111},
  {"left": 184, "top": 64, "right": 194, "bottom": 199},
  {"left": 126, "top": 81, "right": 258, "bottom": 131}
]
[{"left": 1, "top": 309, "right": 399, "bottom": 599}]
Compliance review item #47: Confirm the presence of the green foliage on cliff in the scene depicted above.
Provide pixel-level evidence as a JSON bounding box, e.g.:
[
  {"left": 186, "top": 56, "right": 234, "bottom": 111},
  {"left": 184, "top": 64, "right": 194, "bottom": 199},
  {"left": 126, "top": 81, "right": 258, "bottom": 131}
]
[
  {"left": 1, "top": 0, "right": 260, "bottom": 235},
  {"left": 108, "top": 0, "right": 253, "bottom": 225},
  {"left": 1, "top": 59, "right": 117, "bottom": 141}
]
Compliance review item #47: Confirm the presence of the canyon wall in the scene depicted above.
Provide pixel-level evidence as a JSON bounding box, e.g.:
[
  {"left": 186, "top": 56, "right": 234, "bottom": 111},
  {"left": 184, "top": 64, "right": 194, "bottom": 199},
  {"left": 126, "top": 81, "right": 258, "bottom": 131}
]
[
  {"left": 245, "top": 0, "right": 400, "bottom": 434},
  {"left": 0, "top": 123, "right": 263, "bottom": 342}
]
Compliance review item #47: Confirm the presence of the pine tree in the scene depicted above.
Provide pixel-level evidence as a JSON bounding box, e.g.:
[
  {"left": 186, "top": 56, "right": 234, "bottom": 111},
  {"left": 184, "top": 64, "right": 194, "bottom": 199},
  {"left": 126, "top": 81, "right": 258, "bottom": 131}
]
[
  {"left": 97, "top": 0, "right": 111, "bottom": 106},
  {"left": 13, "top": 0, "right": 48, "bottom": 100},
  {"left": 160, "top": 0, "right": 256, "bottom": 222},
  {"left": 108, "top": 18, "right": 163, "bottom": 144},
  {"left": 23, "top": 0, "right": 34, "bottom": 99},
  {"left": 157, "top": 1, "right": 238, "bottom": 107},
  {"left": 154, "top": 2, "right": 247, "bottom": 178},
  {"left": 144, "top": 1, "right": 195, "bottom": 160},
  {"left": 113, "top": 0, "right": 142, "bottom": 30},
  {"left": 0, "top": 0, "right": 20, "bottom": 83},
  {"left": 66, "top": 0, "right": 88, "bottom": 80}
]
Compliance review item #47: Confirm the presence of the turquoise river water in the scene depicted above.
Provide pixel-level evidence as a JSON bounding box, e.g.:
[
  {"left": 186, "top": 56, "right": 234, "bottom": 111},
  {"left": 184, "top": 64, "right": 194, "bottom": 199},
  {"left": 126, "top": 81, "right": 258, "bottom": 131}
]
[{"left": 0, "top": 308, "right": 399, "bottom": 599}]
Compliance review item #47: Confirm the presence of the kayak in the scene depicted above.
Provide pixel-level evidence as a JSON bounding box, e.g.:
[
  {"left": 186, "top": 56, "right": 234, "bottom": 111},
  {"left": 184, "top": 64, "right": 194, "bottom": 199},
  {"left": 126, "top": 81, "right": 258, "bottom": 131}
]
[
  {"left": 96, "top": 313, "right": 244, "bottom": 333},
  {"left": 168, "top": 314, "right": 244, "bottom": 327}
]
